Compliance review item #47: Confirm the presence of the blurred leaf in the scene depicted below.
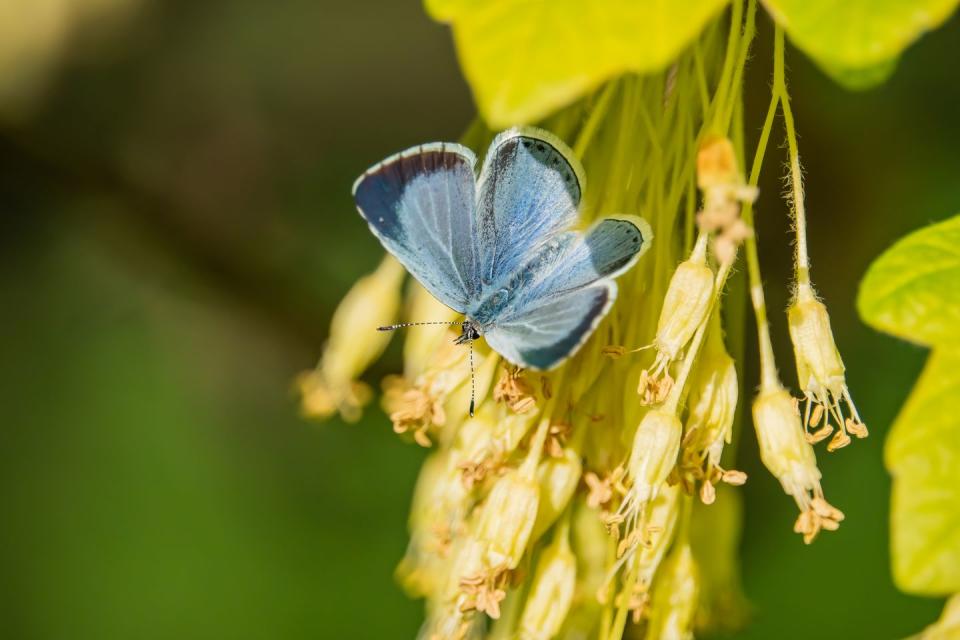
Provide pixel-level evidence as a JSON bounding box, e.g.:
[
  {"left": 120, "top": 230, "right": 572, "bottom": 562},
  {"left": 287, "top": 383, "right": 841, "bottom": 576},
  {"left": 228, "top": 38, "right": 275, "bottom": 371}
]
[
  {"left": 431, "top": 0, "right": 728, "bottom": 127},
  {"left": 860, "top": 214, "right": 960, "bottom": 595},
  {"left": 858, "top": 214, "right": 960, "bottom": 346},
  {"left": 762, "top": 0, "right": 960, "bottom": 89},
  {"left": 885, "top": 349, "right": 960, "bottom": 594}
]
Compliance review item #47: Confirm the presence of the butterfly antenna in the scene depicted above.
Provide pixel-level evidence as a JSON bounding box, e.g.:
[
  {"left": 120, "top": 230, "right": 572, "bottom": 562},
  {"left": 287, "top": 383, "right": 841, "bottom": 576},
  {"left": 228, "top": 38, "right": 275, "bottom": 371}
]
[
  {"left": 377, "top": 321, "right": 465, "bottom": 331},
  {"left": 468, "top": 338, "right": 476, "bottom": 417}
]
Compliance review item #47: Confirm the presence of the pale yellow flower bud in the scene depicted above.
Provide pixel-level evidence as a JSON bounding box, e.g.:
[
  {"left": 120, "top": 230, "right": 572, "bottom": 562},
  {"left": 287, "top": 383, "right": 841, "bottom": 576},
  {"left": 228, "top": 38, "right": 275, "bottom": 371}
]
[
  {"left": 532, "top": 447, "right": 582, "bottom": 540},
  {"left": 397, "top": 451, "right": 471, "bottom": 597},
  {"left": 644, "top": 544, "right": 698, "bottom": 640},
  {"left": 751, "top": 386, "right": 819, "bottom": 503},
  {"left": 752, "top": 385, "right": 843, "bottom": 543},
  {"left": 788, "top": 284, "right": 845, "bottom": 396},
  {"left": 518, "top": 524, "right": 577, "bottom": 640},
  {"left": 299, "top": 255, "right": 404, "bottom": 422},
  {"left": 655, "top": 244, "right": 714, "bottom": 364},
  {"left": 685, "top": 337, "right": 738, "bottom": 468},
  {"left": 474, "top": 468, "right": 539, "bottom": 569},
  {"left": 788, "top": 282, "right": 867, "bottom": 450},
  {"left": 639, "top": 238, "right": 715, "bottom": 406},
  {"left": 634, "top": 484, "right": 682, "bottom": 586},
  {"left": 628, "top": 409, "right": 682, "bottom": 504}
]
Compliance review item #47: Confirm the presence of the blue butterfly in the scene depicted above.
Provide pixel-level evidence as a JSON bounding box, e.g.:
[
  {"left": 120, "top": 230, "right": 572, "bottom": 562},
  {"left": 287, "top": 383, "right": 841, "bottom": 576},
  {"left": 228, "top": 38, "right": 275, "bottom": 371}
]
[{"left": 353, "top": 127, "right": 651, "bottom": 374}]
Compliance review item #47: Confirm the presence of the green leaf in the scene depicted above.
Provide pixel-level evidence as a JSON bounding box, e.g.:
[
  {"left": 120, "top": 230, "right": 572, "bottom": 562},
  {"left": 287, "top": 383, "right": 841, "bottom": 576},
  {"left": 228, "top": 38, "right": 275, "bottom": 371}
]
[
  {"left": 860, "top": 213, "right": 960, "bottom": 595},
  {"left": 431, "top": 0, "right": 729, "bottom": 127},
  {"left": 885, "top": 348, "right": 960, "bottom": 595},
  {"left": 762, "top": 0, "right": 960, "bottom": 89},
  {"left": 857, "top": 214, "right": 960, "bottom": 346}
]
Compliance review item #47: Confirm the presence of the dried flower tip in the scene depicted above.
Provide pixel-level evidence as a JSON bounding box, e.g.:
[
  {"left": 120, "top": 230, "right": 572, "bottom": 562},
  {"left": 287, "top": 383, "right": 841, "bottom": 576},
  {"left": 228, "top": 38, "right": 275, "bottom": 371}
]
[
  {"left": 827, "top": 429, "right": 851, "bottom": 452},
  {"left": 389, "top": 386, "right": 445, "bottom": 447},
  {"left": 638, "top": 368, "right": 673, "bottom": 405},
  {"left": 846, "top": 417, "right": 869, "bottom": 439},
  {"left": 697, "top": 135, "right": 738, "bottom": 189},
  {"left": 493, "top": 367, "right": 538, "bottom": 414},
  {"left": 473, "top": 468, "right": 539, "bottom": 569},
  {"left": 585, "top": 465, "right": 625, "bottom": 511},
  {"left": 700, "top": 480, "right": 716, "bottom": 504},
  {"left": 518, "top": 527, "right": 576, "bottom": 639},
  {"left": 459, "top": 565, "right": 510, "bottom": 619},
  {"left": 808, "top": 403, "right": 825, "bottom": 427},
  {"left": 296, "top": 369, "right": 372, "bottom": 423},
  {"left": 794, "top": 496, "right": 844, "bottom": 544},
  {"left": 602, "top": 345, "right": 627, "bottom": 359},
  {"left": 721, "top": 469, "right": 747, "bottom": 485},
  {"left": 805, "top": 423, "right": 833, "bottom": 445},
  {"left": 788, "top": 283, "right": 867, "bottom": 449}
]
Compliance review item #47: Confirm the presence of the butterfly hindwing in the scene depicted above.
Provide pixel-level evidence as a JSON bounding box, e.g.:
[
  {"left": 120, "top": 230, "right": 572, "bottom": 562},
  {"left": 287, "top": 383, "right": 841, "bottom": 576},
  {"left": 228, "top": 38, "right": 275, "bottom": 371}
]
[
  {"left": 484, "top": 283, "right": 615, "bottom": 370},
  {"left": 517, "top": 216, "right": 651, "bottom": 305},
  {"left": 476, "top": 128, "right": 585, "bottom": 292},
  {"left": 485, "top": 216, "right": 650, "bottom": 369},
  {"left": 353, "top": 143, "right": 480, "bottom": 312}
]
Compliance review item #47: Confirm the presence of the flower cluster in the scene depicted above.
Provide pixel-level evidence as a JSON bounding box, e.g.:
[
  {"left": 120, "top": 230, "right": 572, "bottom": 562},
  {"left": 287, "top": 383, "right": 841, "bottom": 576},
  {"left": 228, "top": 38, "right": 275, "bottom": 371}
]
[{"left": 301, "top": 12, "right": 866, "bottom": 639}]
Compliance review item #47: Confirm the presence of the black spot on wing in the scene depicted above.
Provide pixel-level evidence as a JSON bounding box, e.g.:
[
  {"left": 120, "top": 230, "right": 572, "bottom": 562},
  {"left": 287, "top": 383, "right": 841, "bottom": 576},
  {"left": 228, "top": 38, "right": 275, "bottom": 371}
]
[{"left": 519, "top": 286, "right": 609, "bottom": 370}]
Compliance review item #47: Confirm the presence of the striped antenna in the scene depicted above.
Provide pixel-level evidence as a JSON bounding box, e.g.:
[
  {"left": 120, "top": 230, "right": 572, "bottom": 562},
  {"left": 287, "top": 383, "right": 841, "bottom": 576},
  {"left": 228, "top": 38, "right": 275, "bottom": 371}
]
[{"left": 377, "top": 321, "right": 466, "bottom": 331}]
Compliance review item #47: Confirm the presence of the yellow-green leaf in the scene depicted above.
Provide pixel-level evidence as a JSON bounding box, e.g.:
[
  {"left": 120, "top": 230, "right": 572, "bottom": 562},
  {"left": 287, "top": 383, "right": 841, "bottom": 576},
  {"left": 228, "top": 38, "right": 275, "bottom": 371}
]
[
  {"left": 763, "top": 0, "right": 960, "bottom": 89},
  {"left": 885, "top": 348, "right": 960, "bottom": 594},
  {"left": 433, "top": 0, "right": 729, "bottom": 127},
  {"left": 857, "top": 214, "right": 960, "bottom": 346}
]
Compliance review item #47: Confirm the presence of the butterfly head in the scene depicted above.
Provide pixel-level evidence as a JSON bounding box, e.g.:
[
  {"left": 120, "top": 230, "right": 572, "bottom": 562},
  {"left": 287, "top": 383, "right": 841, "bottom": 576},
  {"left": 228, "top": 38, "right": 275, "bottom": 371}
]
[{"left": 454, "top": 320, "right": 482, "bottom": 345}]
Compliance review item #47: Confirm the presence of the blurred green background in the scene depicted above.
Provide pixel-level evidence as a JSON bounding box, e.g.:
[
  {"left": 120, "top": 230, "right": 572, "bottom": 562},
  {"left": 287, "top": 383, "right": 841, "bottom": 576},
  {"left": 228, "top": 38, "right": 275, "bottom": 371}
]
[{"left": 1, "top": 1, "right": 957, "bottom": 638}]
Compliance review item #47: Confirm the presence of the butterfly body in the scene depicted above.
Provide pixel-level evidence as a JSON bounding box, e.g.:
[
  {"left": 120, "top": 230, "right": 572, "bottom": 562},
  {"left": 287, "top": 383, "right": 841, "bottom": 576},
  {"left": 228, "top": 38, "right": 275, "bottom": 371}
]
[{"left": 353, "top": 127, "right": 652, "bottom": 371}]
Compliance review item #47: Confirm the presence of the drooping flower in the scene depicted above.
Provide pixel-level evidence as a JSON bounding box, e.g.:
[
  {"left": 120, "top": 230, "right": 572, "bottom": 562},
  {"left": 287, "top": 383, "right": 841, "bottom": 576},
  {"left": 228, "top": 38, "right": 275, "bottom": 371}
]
[{"left": 788, "top": 281, "right": 868, "bottom": 451}]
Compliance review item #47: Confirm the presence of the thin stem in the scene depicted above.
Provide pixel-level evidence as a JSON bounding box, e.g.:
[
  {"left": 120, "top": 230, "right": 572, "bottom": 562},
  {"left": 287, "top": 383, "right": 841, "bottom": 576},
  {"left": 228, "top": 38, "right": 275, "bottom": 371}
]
[
  {"left": 710, "top": 0, "right": 744, "bottom": 131},
  {"left": 743, "top": 78, "right": 781, "bottom": 391},
  {"left": 718, "top": 0, "right": 757, "bottom": 133},
  {"left": 607, "top": 562, "right": 639, "bottom": 640},
  {"left": 773, "top": 26, "right": 811, "bottom": 287}
]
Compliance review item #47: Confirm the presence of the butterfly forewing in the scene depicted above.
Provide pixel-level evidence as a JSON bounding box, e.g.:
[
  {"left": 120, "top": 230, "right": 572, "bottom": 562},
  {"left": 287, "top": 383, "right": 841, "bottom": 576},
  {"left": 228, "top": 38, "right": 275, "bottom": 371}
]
[
  {"left": 475, "top": 129, "right": 584, "bottom": 294},
  {"left": 353, "top": 143, "right": 480, "bottom": 312}
]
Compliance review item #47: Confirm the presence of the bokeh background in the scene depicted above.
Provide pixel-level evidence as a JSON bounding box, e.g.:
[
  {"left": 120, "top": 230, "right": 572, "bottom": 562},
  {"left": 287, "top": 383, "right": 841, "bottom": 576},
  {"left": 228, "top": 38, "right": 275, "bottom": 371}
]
[{"left": 2, "top": 1, "right": 958, "bottom": 638}]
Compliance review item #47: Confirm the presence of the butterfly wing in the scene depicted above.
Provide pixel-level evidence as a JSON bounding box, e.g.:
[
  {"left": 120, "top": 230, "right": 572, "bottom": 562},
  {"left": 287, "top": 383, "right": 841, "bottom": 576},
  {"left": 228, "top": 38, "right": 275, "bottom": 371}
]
[
  {"left": 483, "top": 216, "right": 652, "bottom": 370},
  {"left": 475, "top": 127, "right": 585, "bottom": 292},
  {"left": 353, "top": 143, "right": 480, "bottom": 312}
]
